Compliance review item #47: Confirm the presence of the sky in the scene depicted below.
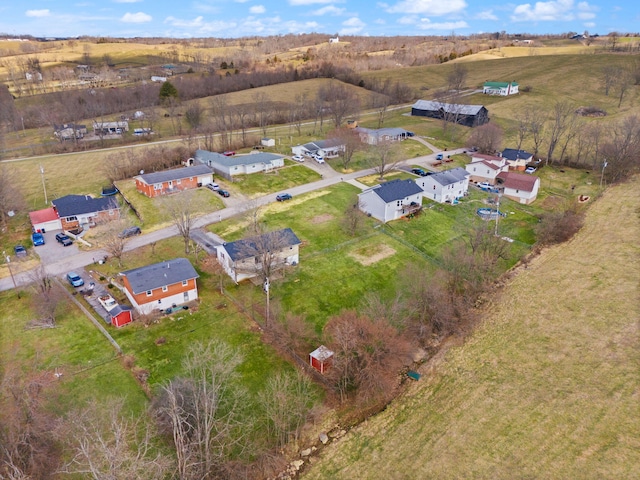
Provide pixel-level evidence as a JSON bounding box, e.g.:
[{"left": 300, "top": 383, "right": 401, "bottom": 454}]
[{"left": 0, "top": 0, "right": 637, "bottom": 39}]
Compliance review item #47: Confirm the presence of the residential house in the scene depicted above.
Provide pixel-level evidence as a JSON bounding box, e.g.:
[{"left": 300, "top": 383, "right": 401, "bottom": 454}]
[
  {"left": 483, "top": 81, "right": 519, "bottom": 96},
  {"left": 496, "top": 171, "right": 540, "bottom": 204},
  {"left": 93, "top": 121, "right": 129, "bottom": 135},
  {"left": 354, "top": 127, "right": 412, "bottom": 145},
  {"left": 195, "top": 149, "right": 285, "bottom": 180},
  {"left": 501, "top": 148, "right": 534, "bottom": 171},
  {"left": 358, "top": 179, "right": 424, "bottom": 223},
  {"left": 119, "top": 258, "right": 199, "bottom": 315},
  {"left": 215, "top": 228, "right": 301, "bottom": 283},
  {"left": 53, "top": 123, "right": 87, "bottom": 141},
  {"left": 29, "top": 207, "right": 62, "bottom": 233},
  {"left": 291, "top": 138, "right": 346, "bottom": 158},
  {"left": 411, "top": 100, "right": 489, "bottom": 127},
  {"left": 466, "top": 154, "right": 509, "bottom": 184},
  {"left": 51, "top": 194, "right": 120, "bottom": 232},
  {"left": 416, "top": 167, "right": 470, "bottom": 203},
  {"left": 134, "top": 165, "right": 214, "bottom": 198}
]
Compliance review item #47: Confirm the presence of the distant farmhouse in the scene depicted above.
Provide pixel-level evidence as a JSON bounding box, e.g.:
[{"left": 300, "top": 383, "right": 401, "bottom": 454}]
[
  {"left": 411, "top": 100, "right": 489, "bottom": 127},
  {"left": 93, "top": 121, "right": 129, "bottom": 135},
  {"left": 483, "top": 81, "right": 519, "bottom": 96},
  {"left": 354, "top": 127, "right": 412, "bottom": 145},
  {"left": 53, "top": 123, "right": 87, "bottom": 141},
  {"left": 195, "top": 150, "right": 285, "bottom": 180},
  {"left": 134, "top": 165, "right": 213, "bottom": 198}
]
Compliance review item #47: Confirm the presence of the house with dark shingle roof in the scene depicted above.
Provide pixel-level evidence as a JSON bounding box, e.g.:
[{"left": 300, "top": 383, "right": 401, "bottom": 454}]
[
  {"left": 119, "top": 258, "right": 199, "bottom": 314},
  {"left": 501, "top": 148, "right": 534, "bottom": 171},
  {"left": 215, "top": 228, "right": 301, "bottom": 283},
  {"left": 195, "top": 149, "right": 284, "bottom": 180},
  {"left": 51, "top": 194, "right": 120, "bottom": 232},
  {"left": 358, "top": 179, "right": 423, "bottom": 223},
  {"left": 416, "top": 167, "right": 470, "bottom": 204},
  {"left": 496, "top": 171, "right": 540, "bottom": 204},
  {"left": 134, "top": 165, "right": 213, "bottom": 197},
  {"left": 411, "top": 100, "right": 489, "bottom": 127}
]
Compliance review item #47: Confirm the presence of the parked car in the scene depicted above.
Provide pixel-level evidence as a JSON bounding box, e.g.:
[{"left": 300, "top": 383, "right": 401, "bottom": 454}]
[
  {"left": 119, "top": 226, "right": 141, "bottom": 238},
  {"left": 477, "top": 182, "right": 492, "bottom": 190},
  {"left": 66, "top": 272, "right": 84, "bottom": 287},
  {"left": 55, "top": 233, "right": 73, "bottom": 246},
  {"left": 223, "top": 151, "right": 236, "bottom": 156},
  {"left": 292, "top": 155, "right": 305, "bottom": 162},
  {"left": 313, "top": 154, "right": 325, "bottom": 164},
  {"left": 406, "top": 131, "right": 415, "bottom": 137},
  {"left": 525, "top": 166, "right": 537, "bottom": 174},
  {"left": 206, "top": 183, "right": 220, "bottom": 191},
  {"left": 32, "top": 232, "right": 45, "bottom": 246},
  {"left": 276, "top": 193, "right": 292, "bottom": 202},
  {"left": 14, "top": 245, "right": 27, "bottom": 257},
  {"left": 436, "top": 153, "right": 444, "bottom": 160},
  {"left": 411, "top": 168, "right": 427, "bottom": 176},
  {"left": 218, "top": 189, "right": 230, "bottom": 197}
]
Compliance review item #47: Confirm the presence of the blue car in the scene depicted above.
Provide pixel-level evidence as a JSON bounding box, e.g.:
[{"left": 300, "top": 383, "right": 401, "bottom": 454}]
[
  {"left": 32, "top": 232, "right": 45, "bottom": 246},
  {"left": 66, "top": 272, "right": 85, "bottom": 287}
]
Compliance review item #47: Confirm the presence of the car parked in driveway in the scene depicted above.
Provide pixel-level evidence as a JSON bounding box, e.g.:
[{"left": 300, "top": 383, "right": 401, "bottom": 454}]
[
  {"left": 66, "top": 272, "right": 84, "bottom": 287},
  {"left": 436, "top": 153, "right": 444, "bottom": 160},
  {"left": 313, "top": 154, "right": 325, "bottom": 164},
  {"left": 477, "top": 182, "right": 492, "bottom": 190},
  {"left": 411, "top": 168, "right": 427, "bottom": 176},
  {"left": 55, "top": 233, "right": 73, "bottom": 246},
  {"left": 118, "top": 226, "right": 141, "bottom": 238},
  {"left": 206, "top": 183, "right": 220, "bottom": 191},
  {"left": 32, "top": 232, "right": 45, "bottom": 246},
  {"left": 218, "top": 189, "right": 230, "bottom": 197},
  {"left": 525, "top": 166, "right": 537, "bottom": 174},
  {"left": 292, "top": 155, "right": 305, "bottom": 162},
  {"left": 276, "top": 193, "right": 292, "bottom": 201},
  {"left": 14, "top": 245, "right": 27, "bottom": 257}
]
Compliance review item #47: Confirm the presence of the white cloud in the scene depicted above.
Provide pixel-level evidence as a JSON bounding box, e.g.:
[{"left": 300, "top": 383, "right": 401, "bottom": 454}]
[
  {"left": 477, "top": 9, "right": 498, "bottom": 20},
  {"left": 249, "top": 5, "right": 266, "bottom": 14},
  {"left": 26, "top": 9, "right": 50, "bottom": 18},
  {"left": 312, "top": 5, "right": 346, "bottom": 15},
  {"left": 397, "top": 15, "right": 418, "bottom": 25},
  {"left": 121, "top": 11, "right": 152, "bottom": 23},
  {"left": 164, "top": 16, "right": 205, "bottom": 27},
  {"left": 584, "top": 21, "right": 595, "bottom": 27},
  {"left": 340, "top": 16, "right": 365, "bottom": 34},
  {"left": 511, "top": 0, "right": 597, "bottom": 22},
  {"left": 289, "top": 0, "right": 335, "bottom": 5},
  {"left": 386, "top": 0, "right": 466, "bottom": 15},
  {"left": 416, "top": 19, "right": 469, "bottom": 30}
]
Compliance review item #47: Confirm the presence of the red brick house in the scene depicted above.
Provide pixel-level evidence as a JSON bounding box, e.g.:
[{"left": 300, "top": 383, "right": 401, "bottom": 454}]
[
  {"left": 119, "top": 258, "right": 199, "bottom": 315},
  {"left": 134, "top": 165, "right": 214, "bottom": 198},
  {"left": 51, "top": 195, "right": 120, "bottom": 232}
]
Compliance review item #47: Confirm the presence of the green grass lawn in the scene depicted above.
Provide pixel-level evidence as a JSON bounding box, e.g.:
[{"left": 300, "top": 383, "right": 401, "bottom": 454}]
[{"left": 229, "top": 162, "right": 322, "bottom": 197}]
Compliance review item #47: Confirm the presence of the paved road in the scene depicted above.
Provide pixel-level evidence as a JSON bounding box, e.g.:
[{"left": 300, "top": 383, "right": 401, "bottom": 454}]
[{"left": 0, "top": 137, "right": 463, "bottom": 292}]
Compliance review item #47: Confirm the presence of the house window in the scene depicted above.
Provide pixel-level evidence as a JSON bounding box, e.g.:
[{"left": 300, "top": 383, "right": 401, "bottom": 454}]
[
  {"left": 109, "top": 209, "right": 114, "bottom": 215},
  {"left": 396, "top": 200, "right": 401, "bottom": 207},
  {"left": 146, "top": 290, "right": 152, "bottom": 296},
  {"left": 168, "top": 181, "right": 173, "bottom": 187},
  {"left": 189, "top": 177, "right": 193, "bottom": 181},
  {"left": 176, "top": 179, "right": 181, "bottom": 184},
  {"left": 433, "top": 185, "right": 436, "bottom": 190},
  {"left": 162, "top": 286, "right": 168, "bottom": 292},
  {"left": 154, "top": 184, "right": 161, "bottom": 190},
  {"left": 182, "top": 280, "right": 188, "bottom": 286}
]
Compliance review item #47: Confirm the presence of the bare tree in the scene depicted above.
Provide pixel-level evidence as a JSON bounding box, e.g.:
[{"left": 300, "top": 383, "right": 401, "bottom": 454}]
[
  {"left": 258, "top": 372, "right": 314, "bottom": 449},
  {"left": 447, "top": 63, "right": 468, "bottom": 94},
  {"left": 369, "top": 141, "right": 399, "bottom": 180},
  {"left": 185, "top": 101, "right": 204, "bottom": 131},
  {"left": 614, "top": 66, "right": 633, "bottom": 108},
  {"left": 97, "top": 215, "right": 136, "bottom": 267},
  {"left": 29, "top": 266, "right": 64, "bottom": 328},
  {"left": 153, "top": 340, "right": 250, "bottom": 480},
  {"left": 341, "top": 193, "right": 366, "bottom": 236},
  {"left": 162, "top": 190, "right": 200, "bottom": 254},
  {"left": 601, "top": 65, "right": 619, "bottom": 96},
  {"left": 253, "top": 92, "right": 271, "bottom": 137},
  {"left": 57, "top": 399, "right": 171, "bottom": 480},
  {"left": 545, "top": 100, "right": 575, "bottom": 164},
  {"left": 600, "top": 114, "right": 640, "bottom": 183},
  {"left": 466, "top": 122, "right": 503, "bottom": 154},
  {"left": 319, "top": 83, "right": 360, "bottom": 128},
  {"left": 527, "top": 106, "right": 546, "bottom": 157},
  {"left": 329, "top": 126, "right": 362, "bottom": 170},
  {"left": 514, "top": 111, "right": 529, "bottom": 150}
]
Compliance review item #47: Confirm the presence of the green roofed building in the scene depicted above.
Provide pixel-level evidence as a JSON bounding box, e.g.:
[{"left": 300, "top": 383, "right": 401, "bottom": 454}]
[{"left": 483, "top": 81, "right": 519, "bottom": 96}]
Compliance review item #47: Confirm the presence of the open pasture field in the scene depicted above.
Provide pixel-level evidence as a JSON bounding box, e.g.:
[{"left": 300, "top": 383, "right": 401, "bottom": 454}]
[{"left": 303, "top": 177, "right": 640, "bottom": 479}]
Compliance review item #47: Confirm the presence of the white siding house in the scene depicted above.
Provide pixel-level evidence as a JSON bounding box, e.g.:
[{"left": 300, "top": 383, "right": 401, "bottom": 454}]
[
  {"left": 358, "top": 179, "right": 423, "bottom": 223},
  {"left": 496, "top": 171, "right": 540, "bottom": 204},
  {"left": 483, "top": 81, "right": 519, "bottom": 96},
  {"left": 466, "top": 154, "right": 509, "bottom": 184},
  {"left": 195, "top": 150, "right": 285, "bottom": 180},
  {"left": 416, "top": 167, "right": 470, "bottom": 204},
  {"left": 291, "top": 139, "right": 345, "bottom": 158}
]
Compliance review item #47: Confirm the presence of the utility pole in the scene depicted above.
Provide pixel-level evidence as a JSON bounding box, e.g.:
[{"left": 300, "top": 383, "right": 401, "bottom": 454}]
[
  {"left": 600, "top": 159, "right": 608, "bottom": 188},
  {"left": 3, "top": 252, "right": 17, "bottom": 292},
  {"left": 40, "top": 165, "right": 47, "bottom": 204},
  {"left": 494, "top": 193, "right": 502, "bottom": 237},
  {"left": 263, "top": 277, "right": 270, "bottom": 327}
]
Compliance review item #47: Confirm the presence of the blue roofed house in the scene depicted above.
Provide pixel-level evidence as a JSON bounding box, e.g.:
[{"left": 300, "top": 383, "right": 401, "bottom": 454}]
[
  {"left": 195, "top": 149, "right": 285, "bottom": 180},
  {"left": 416, "top": 167, "right": 470, "bottom": 204},
  {"left": 215, "top": 228, "right": 301, "bottom": 283},
  {"left": 358, "top": 179, "right": 423, "bottom": 223},
  {"left": 119, "top": 258, "right": 199, "bottom": 315},
  {"left": 501, "top": 148, "right": 534, "bottom": 171}
]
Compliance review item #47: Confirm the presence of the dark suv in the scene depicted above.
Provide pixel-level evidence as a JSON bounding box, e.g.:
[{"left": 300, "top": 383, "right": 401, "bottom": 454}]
[
  {"left": 119, "top": 226, "right": 142, "bottom": 238},
  {"left": 55, "top": 233, "right": 73, "bottom": 246}
]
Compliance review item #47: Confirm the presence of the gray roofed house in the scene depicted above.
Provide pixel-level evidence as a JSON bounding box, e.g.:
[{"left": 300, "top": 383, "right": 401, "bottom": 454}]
[
  {"left": 120, "top": 258, "right": 200, "bottom": 314},
  {"left": 134, "top": 164, "right": 214, "bottom": 197},
  {"left": 411, "top": 100, "right": 489, "bottom": 127},
  {"left": 136, "top": 165, "right": 212, "bottom": 186},
  {"left": 416, "top": 167, "right": 470, "bottom": 204},
  {"left": 291, "top": 138, "right": 346, "bottom": 158},
  {"left": 52, "top": 194, "right": 120, "bottom": 231},
  {"left": 216, "top": 228, "right": 301, "bottom": 283},
  {"left": 358, "top": 179, "right": 424, "bottom": 223},
  {"left": 194, "top": 149, "right": 285, "bottom": 179},
  {"left": 355, "top": 127, "right": 411, "bottom": 145}
]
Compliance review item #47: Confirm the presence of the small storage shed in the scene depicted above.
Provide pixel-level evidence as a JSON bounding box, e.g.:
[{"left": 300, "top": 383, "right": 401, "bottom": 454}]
[
  {"left": 109, "top": 305, "right": 133, "bottom": 328},
  {"left": 261, "top": 138, "right": 276, "bottom": 147},
  {"left": 309, "top": 345, "right": 334, "bottom": 374}
]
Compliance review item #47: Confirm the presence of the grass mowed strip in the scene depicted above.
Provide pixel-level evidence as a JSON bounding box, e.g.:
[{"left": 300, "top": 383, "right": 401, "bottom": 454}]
[{"left": 303, "top": 178, "right": 640, "bottom": 479}]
